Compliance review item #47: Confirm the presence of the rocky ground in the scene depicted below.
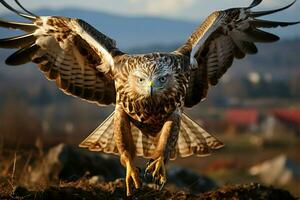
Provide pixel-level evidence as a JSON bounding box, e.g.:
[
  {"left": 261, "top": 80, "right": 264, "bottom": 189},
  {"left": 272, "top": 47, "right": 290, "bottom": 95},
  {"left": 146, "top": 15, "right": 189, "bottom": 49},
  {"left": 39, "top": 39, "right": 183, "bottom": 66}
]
[
  {"left": 1, "top": 181, "right": 297, "bottom": 200},
  {"left": 0, "top": 144, "right": 299, "bottom": 200}
]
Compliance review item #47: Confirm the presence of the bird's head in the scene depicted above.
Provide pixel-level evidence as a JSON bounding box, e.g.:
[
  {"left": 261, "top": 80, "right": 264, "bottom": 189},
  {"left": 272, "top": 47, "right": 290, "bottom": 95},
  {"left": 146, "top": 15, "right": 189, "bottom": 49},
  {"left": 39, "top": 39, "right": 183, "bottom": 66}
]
[{"left": 128, "top": 61, "right": 177, "bottom": 98}]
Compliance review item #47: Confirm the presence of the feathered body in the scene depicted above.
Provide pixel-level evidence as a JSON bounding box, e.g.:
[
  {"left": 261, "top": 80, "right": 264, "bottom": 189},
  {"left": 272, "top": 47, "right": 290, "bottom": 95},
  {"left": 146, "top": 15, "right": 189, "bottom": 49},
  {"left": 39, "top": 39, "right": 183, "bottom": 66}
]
[
  {"left": 114, "top": 53, "right": 190, "bottom": 135},
  {"left": 0, "top": 0, "right": 299, "bottom": 196}
]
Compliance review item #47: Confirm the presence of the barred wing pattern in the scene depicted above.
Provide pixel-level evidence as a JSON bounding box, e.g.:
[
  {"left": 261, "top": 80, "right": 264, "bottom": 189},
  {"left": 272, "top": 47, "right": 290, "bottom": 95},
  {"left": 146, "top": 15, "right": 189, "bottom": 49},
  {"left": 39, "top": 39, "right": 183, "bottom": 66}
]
[
  {"left": 182, "top": 0, "right": 300, "bottom": 107},
  {"left": 0, "top": 1, "right": 120, "bottom": 105}
]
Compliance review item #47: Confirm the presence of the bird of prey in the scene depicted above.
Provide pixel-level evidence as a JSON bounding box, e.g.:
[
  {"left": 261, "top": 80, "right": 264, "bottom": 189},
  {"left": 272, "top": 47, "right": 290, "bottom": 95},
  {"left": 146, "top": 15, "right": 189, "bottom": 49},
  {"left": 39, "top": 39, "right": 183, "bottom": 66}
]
[{"left": 0, "top": 0, "right": 299, "bottom": 196}]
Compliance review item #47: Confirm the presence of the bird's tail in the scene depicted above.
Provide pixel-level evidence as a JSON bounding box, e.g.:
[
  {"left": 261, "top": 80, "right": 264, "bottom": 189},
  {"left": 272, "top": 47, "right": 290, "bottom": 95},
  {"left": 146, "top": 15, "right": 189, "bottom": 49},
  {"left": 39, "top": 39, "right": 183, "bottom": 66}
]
[
  {"left": 79, "top": 112, "right": 224, "bottom": 160},
  {"left": 173, "top": 113, "right": 224, "bottom": 159},
  {"left": 79, "top": 112, "right": 119, "bottom": 155}
]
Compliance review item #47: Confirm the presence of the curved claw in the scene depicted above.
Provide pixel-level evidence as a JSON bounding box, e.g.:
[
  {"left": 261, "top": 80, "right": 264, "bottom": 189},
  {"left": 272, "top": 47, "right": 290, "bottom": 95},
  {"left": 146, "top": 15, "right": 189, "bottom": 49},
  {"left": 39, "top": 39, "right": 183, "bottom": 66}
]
[
  {"left": 145, "top": 156, "right": 167, "bottom": 189},
  {"left": 153, "top": 173, "right": 166, "bottom": 190},
  {"left": 159, "top": 179, "right": 166, "bottom": 190},
  {"left": 144, "top": 159, "right": 154, "bottom": 178}
]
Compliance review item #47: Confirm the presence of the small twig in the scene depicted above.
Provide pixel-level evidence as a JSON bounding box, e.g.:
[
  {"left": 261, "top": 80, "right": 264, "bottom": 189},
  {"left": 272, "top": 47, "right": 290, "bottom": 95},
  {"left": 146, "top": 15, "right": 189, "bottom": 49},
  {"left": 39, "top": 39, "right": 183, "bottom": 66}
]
[
  {"left": 20, "top": 150, "right": 33, "bottom": 184},
  {"left": 11, "top": 152, "right": 17, "bottom": 193},
  {"left": 11, "top": 152, "right": 17, "bottom": 181},
  {"left": 2, "top": 155, "right": 19, "bottom": 177},
  {"left": 7, "top": 152, "right": 17, "bottom": 196}
]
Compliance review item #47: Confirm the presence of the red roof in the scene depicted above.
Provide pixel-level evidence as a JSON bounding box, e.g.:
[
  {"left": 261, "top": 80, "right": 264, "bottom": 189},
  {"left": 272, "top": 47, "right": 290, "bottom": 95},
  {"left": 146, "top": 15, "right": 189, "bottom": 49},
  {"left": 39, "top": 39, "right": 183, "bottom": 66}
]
[
  {"left": 272, "top": 109, "right": 300, "bottom": 124},
  {"left": 225, "top": 109, "right": 258, "bottom": 126}
]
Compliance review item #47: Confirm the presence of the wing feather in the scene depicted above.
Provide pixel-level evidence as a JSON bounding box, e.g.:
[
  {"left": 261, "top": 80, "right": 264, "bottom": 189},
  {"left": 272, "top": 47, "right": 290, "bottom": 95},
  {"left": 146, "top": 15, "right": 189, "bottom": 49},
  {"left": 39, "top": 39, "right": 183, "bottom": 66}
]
[
  {"left": 0, "top": 33, "right": 36, "bottom": 48},
  {"left": 0, "top": 2, "right": 123, "bottom": 105},
  {"left": 250, "top": 19, "right": 300, "bottom": 28},
  {"left": 179, "top": 1, "right": 299, "bottom": 107},
  {"left": 0, "top": 19, "right": 37, "bottom": 32},
  {"left": 5, "top": 44, "right": 40, "bottom": 65}
]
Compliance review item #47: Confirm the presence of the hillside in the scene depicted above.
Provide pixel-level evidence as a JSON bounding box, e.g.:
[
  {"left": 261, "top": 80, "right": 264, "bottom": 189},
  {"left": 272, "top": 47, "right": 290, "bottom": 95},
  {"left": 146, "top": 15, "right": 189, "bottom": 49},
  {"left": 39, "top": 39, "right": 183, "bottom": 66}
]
[
  {"left": 1, "top": 39, "right": 299, "bottom": 82},
  {"left": 0, "top": 8, "right": 196, "bottom": 49}
]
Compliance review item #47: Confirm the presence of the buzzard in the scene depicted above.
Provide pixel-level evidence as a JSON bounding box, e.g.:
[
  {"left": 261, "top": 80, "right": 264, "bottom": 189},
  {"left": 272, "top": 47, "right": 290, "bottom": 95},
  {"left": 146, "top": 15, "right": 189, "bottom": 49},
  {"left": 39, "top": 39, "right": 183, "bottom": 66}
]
[{"left": 0, "top": 0, "right": 299, "bottom": 196}]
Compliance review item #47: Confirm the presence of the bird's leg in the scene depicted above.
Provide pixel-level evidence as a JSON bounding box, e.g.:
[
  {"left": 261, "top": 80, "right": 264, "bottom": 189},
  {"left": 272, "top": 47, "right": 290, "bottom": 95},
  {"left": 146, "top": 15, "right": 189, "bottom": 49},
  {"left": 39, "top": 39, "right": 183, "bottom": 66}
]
[
  {"left": 145, "top": 155, "right": 167, "bottom": 188},
  {"left": 145, "top": 110, "right": 181, "bottom": 188},
  {"left": 121, "top": 152, "right": 141, "bottom": 196},
  {"left": 114, "top": 106, "right": 141, "bottom": 196}
]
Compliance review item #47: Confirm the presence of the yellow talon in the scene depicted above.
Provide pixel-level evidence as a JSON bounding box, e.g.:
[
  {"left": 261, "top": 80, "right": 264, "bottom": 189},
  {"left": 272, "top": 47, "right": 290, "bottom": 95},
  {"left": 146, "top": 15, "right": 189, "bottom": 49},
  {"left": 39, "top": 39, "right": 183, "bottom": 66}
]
[
  {"left": 145, "top": 156, "right": 167, "bottom": 188},
  {"left": 125, "top": 161, "right": 141, "bottom": 196}
]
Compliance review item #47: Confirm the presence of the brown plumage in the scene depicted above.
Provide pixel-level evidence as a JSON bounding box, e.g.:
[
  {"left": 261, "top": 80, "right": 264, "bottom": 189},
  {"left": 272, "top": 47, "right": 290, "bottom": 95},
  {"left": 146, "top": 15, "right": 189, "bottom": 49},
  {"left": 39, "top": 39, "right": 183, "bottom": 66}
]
[{"left": 0, "top": 0, "right": 299, "bottom": 196}]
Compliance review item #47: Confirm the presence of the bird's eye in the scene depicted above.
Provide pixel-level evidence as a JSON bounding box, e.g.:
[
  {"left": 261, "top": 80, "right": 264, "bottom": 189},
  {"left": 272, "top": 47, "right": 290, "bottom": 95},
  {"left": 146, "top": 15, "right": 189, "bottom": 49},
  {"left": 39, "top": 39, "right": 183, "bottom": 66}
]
[
  {"left": 139, "top": 78, "right": 145, "bottom": 83},
  {"left": 159, "top": 76, "right": 167, "bottom": 83}
]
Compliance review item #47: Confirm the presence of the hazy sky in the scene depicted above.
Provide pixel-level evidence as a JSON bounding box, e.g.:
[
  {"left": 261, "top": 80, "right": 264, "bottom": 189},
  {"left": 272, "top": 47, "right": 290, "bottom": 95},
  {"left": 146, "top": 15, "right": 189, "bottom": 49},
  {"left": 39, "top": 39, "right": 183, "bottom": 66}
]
[{"left": 0, "top": 0, "right": 299, "bottom": 21}]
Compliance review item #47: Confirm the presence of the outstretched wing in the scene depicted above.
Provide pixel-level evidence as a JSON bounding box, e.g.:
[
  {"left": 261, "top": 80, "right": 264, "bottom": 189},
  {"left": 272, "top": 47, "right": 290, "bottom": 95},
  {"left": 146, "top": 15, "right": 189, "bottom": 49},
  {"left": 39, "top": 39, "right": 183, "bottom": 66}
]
[
  {"left": 0, "top": 1, "right": 124, "bottom": 105},
  {"left": 179, "top": 0, "right": 299, "bottom": 107}
]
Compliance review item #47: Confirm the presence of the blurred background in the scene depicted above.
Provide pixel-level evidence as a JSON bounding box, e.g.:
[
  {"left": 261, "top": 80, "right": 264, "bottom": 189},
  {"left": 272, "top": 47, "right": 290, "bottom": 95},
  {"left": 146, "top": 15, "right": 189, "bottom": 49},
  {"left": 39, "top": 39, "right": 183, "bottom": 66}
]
[{"left": 0, "top": 0, "right": 300, "bottom": 197}]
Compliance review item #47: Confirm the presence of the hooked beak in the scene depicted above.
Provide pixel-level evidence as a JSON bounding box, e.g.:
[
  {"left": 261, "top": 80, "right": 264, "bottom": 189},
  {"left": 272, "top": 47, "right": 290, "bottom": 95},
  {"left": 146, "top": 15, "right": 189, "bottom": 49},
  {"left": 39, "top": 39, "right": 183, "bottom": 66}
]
[{"left": 148, "top": 81, "right": 154, "bottom": 96}]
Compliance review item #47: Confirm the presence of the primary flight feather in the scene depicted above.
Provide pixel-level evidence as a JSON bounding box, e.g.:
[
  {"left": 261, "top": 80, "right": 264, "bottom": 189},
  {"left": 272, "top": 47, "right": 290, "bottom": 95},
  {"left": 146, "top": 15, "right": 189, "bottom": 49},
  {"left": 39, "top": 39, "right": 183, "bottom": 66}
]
[{"left": 0, "top": 0, "right": 299, "bottom": 196}]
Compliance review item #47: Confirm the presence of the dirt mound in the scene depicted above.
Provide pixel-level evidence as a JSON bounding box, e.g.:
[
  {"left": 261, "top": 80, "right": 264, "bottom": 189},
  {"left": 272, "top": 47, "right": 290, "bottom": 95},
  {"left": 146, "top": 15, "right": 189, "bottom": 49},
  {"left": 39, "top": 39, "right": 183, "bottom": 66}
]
[
  {"left": 1, "top": 181, "right": 297, "bottom": 200},
  {"left": 197, "top": 183, "right": 297, "bottom": 200}
]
